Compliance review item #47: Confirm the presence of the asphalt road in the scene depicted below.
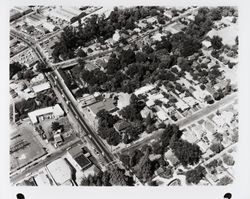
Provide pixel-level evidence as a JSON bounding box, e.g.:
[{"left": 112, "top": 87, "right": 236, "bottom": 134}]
[
  {"left": 49, "top": 7, "right": 199, "bottom": 70},
  {"left": 48, "top": 71, "right": 115, "bottom": 163},
  {"left": 117, "top": 92, "right": 237, "bottom": 155},
  {"left": 10, "top": 30, "right": 116, "bottom": 176},
  {"left": 10, "top": 139, "right": 81, "bottom": 184}
]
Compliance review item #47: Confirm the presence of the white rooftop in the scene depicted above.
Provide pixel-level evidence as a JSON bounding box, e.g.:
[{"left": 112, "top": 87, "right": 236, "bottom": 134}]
[
  {"left": 28, "top": 104, "right": 64, "bottom": 124},
  {"left": 32, "top": 82, "right": 51, "bottom": 93},
  {"left": 30, "top": 73, "right": 45, "bottom": 84},
  {"left": 176, "top": 100, "right": 189, "bottom": 110},
  {"left": 134, "top": 85, "right": 154, "bottom": 96},
  {"left": 156, "top": 110, "right": 168, "bottom": 121},
  {"left": 47, "top": 158, "right": 72, "bottom": 185}
]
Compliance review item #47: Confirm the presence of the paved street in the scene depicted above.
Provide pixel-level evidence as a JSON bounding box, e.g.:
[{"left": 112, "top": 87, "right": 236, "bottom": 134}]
[
  {"left": 117, "top": 92, "right": 237, "bottom": 154},
  {"left": 10, "top": 139, "right": 81, "bottom": 184}
]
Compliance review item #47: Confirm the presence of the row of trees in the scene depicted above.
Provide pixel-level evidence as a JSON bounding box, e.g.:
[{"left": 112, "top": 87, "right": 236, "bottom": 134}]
[
  {"left": 119, "top": 124, "right": 203, "bottom": 184},
  {"left": 52, "top": 6, "right": 164, "bottom": 61},
  {"left": 69, "top": 7, "right": 226, "bottom": 95},
  {"left": 15, "top": 91, "right": 57, "bottom": 121},
  {"left": 81, "top": 166, "right": 134, "bottom": 186},
  {"left": 10, "top": 62, "right": 24, "bottom": 79},
  {"left": 96, "top": 95, "right": 147, "bottom": 146}
]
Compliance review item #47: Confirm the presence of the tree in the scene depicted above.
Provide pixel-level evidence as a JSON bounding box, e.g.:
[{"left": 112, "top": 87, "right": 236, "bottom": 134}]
[
  {"left": 109, "top": 166, "right": 128, "bottom": 186},
  {"left": 123, "top": 126, "right": 140, "bottom": 143},
  {"left": 119, "top": 154, "right": 130, "bottom": 167},
  {"left": 235, "top": 36, "right": 238, "bottom": 45},
  {"left": 51, "top": 122, "right": 61, "bottom": 131},
  {"left": 145, "top": 113, "right": 154, "bottom": 127},
  {"left": 36, "top": 62, "right": 47, "bottom": 72},
  {"left": 106, "top": 55, "right": 120, "bottom": 74},
  {"left": 210, "top": 8, "right": 222, "bottom": 21},
  {"left": 135, "top": 51, "right": 148, "bottom": 63},
  {"left": 161, "top": 124, "right": 182, "bottom": 149},
  {"left": 96, "top": 109, "right": 119, "bottom": 129},
  {"left": 211, "top": 35, "right": 223, "bottom": 50},
  {"left": 158, "top": 122, "right": 166, "bottom": 129},
  {"left": 130, "top": 149, "right": 144, "bottom": 167},
  {"left": 120, "top": 49, "right": 136, "bottom": 66},
  {"left": 106, "top": 128, "right": 122, "bottom": 146},
  {"left": 185, "top": 166, "right": 207, "bottom": 184},
  {"left": 10, "top": 62, "right": 24, "bottom": 79},
  {"left": 137, "top": 160, "right": 154, "bottom": 181},
  {"left": 170, "top": 139, "right": 202, "bottom": 167},
  {"left": 222, "top": 154, "right": 235, "bottom": 166},
  {"left": 210, "top": 143, "right": 224, "bottom": 153},
  {"left": 119, "top": 99, "right": 143, "bottom": 122},
  {"left": 217, "top": 176, "right": 233, "bottom": 185},
  {"left": 76, "top": 48, "right": 87, "bottom": 57}
]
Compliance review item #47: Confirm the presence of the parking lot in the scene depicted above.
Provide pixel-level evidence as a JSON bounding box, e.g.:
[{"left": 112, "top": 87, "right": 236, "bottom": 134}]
[{"left": 10, "top": 122, "right": 46, "bottom": 172}]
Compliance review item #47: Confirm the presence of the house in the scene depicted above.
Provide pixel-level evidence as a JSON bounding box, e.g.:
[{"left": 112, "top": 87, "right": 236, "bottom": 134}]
[
  {"left": 164, "top": 149, "right": 179, "bottom": 166},
  {"left": 182, "top": 96, "right": 197, "bottom": 107},
  {"left": 197, "top": 140, "right": 209, "bottom": 153},
  {"left": 28, "top": 104, "right": 64, "bottom": 124},
  {"left": 221, "top": 136, "right": 232, "bottom": 148},
  {"left": 164, "top": 10, "right": 173, "bottom": 19},
  {"left": 146, "top": 99, "right": 155, "bottom": 107},
  {"left": 191, "top": 125, "right": 204, "bottom": 140},
  {"left": 140, "top": 106, "right": 153, "bottom": 118},
  {"left": 67, "top": 146, "right": 92, "bottom": 171},
  {"left": 151, "top": 32, "right": 163, "bottom": 41},
  {"left": 85, "top": 62, "right": 99, "bottom": 71},
  {"left": 30, "top": 73, "right": 46, "bottom": 84},
  {"left": 54, "top": 134, "right": 63, "bottom": 147},
  {"left": 112, "top": 30, "right": 120, "bottom": 42},
  {"left": 156, "top": 110, "right": 168, "bottom": 121},
  {"left": 155, "top": 167, "right": 165, "bottom": 176},
  {"left": 134, "top": 85, "right": 154, "bottom": 96},
  {"left": 214, "top": 79, "right": 230, "bottom": 91},
  {"left": 176, "top": 100, "right": 189, "bottom": 111},
  {"left": 187, "top": 14, "right": 195, "bottom": 21},
  {"left": 114, "top": 120, "right": 130, "bottom": 132},
  {"left": 87, "top": 98, "right": 116, "bottom": 118},
  {"left": 181, "top": 130, "right": 199, "bottom": 143},
  {"left": 202, "top": 40, "right": 212, "bottom": 49}
]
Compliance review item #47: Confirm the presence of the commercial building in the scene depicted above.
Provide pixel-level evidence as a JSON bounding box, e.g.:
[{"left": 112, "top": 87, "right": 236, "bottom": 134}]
[
  {"left": 28, "top": 104, "right": 64, "bottom": 124},
  {"left": 67, "top": 146, "right": 92, "bottom": 170},
  {"left": 87, "top": 98, "right": 116, "bottom": 118},
  {"left": 34, "top": 168, "right": 55, "bottom": 186},
  {"left": 47, "top": 158, "right": 72, "bottom": 185},
  {"left": 32, "top": 82, "right": 51, "bottom": 93},
  {"left": 10, "top": 48, "right": 39, "bottom": 68}
]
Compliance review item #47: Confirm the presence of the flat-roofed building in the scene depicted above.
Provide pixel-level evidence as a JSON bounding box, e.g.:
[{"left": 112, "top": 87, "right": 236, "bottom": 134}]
[
  {"left": 87, "top": 98, "right": 116, "bottom": 118},
  {"left": 28, "top": 104, "right": 64, "bottom": 124},
  {"left": 34, "top": 167, "right": 55, "bottom": 186},
  {"left": 67, "top": 146, "right": 91, "bottom": 171},
  {"left": 47, "top": 158, "right": 72, "bottom": 185},
  {"left": 32, "top": 82, "right": 51, "bottom": 93}
]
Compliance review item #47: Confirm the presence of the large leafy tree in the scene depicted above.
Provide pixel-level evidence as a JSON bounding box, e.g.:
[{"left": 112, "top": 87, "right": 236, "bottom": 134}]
[
  {"left": 186, "top": 166, "right": 207, "bottom": 184},
  {"left": 211, "top": 35, "right": 223, "bottom": 50},
  {"left": 170, "top": 139, "right": 202, "bottom": 167}
]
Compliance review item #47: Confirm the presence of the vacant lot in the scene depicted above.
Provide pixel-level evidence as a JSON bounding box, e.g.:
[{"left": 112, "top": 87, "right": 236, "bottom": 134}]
[{"left": 10, "top": 123, "right": 46, "bottom": 171}]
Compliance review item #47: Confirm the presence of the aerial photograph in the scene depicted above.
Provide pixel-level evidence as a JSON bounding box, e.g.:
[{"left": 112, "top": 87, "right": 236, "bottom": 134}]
[{"left": 9, "top": 6, "right": 238, "bottom": 186}]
